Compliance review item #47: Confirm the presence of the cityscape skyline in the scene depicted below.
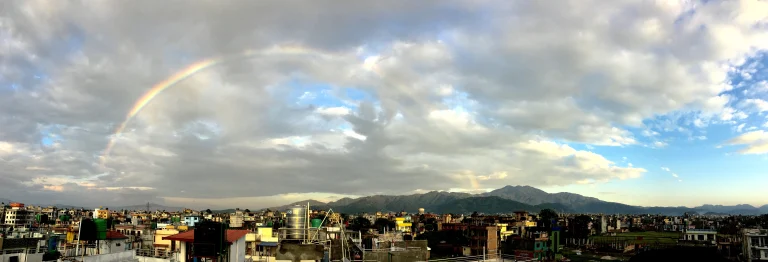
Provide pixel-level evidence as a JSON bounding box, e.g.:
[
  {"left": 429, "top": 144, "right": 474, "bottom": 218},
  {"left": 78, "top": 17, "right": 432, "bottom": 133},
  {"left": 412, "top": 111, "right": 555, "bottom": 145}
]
[{"left": 2, "top": 1, "right": 768, "bottom": 209}]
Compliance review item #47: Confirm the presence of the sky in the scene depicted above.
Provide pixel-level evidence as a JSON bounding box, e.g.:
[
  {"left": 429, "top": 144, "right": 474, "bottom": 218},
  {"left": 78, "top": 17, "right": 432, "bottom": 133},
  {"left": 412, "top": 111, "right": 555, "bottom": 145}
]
[{"left": 1, "top": 0, "right": 768, "bottom": 210}]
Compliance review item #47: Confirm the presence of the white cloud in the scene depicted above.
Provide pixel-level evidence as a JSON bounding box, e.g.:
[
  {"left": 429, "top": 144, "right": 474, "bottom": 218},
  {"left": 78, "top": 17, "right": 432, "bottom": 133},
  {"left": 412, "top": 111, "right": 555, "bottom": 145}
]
[
  {"left": 741, "top": 99, "right": 768, "bottom": 113},
  {"left": 736, "top": 123, "right": 747, "bottom": 133},
  {"left": 1, "top": 0, "right": 767, "bottom": 207},
  {"left": 661, "top": 167, "right": 671, "bottom": 172},
  {"left": 725, "top": 130, "right": 768, "bottom": 154},
  {"left": 316, "top": 107, "right": 351, "bottom": 116}
]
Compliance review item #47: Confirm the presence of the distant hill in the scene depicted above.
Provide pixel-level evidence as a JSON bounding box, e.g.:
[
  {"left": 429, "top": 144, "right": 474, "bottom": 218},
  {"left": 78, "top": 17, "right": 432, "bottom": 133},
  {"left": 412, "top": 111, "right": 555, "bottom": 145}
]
[
  {"left": 480, "top": 185, "right": 601, "bottom": 206},
  {"left": 256, "top": 185, "right": 763, "bottom": 216},
  {"left": 327, "top": 191, "right": 472, "bottom": 214},
  {"left": 328, "top": 197, "right": 359, "bottom": 207},
  {"left": 433, "top": 196, "right": 574, "bottom": 214},
  {"left": 695, "top": 204, "right": 765, "bottom": 215}
]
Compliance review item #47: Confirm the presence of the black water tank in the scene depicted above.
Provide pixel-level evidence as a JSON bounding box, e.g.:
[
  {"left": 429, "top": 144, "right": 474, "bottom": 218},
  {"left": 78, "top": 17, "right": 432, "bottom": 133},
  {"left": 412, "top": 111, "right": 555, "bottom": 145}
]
[
  {"left": 193, "top": 221, "right": 225, "bottom": 257},
  {"left": 79, "top": 219, "right": 98, "bottom": 241}
]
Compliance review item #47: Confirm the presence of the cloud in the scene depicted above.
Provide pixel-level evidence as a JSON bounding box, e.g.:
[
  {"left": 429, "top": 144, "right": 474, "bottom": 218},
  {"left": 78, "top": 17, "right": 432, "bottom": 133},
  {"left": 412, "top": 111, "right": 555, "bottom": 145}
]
[
  {"left": 660, "top": 166, "right": 681, "bottom": 179},
  {"left": 725, "top": 130, "right": 768, "bottom": 154},
  {"left": 1, "top": 0, "right": 767, "bottom": 207}
]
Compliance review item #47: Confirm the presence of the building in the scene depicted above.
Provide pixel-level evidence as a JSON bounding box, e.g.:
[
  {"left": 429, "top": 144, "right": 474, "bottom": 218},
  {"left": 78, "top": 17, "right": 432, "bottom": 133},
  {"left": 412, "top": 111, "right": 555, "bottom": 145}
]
[
  {"left": 245, "top": 227, "right": 279, "bottom": 260},
  {"left": 161, "top": 229, "right": 249, "bottom": 262},
  {"left": 469, "top": 225, "right": 498, "bottom": 258},
  {"left": 4, "top": 203, "right": 32, "bottom": 227},
  {"left": 229, "top": 210, "right": 244, "bottom": 228},
  {"left": 394, "top": 217, "right": 412, "bottom": 233},
  {"left": 683, "top": 229, "right": 717, "bottom": 245},
  {"left": 183, "top": 215, "right": 202, "bottom": 227},
  {"left": 92, "top": 207, "right": 110, "bottom": 219},
  {"left": 0, "top": 237, "right": 47, "bottom": 262},
  {"left": 742, "top": 228, "right": 768, "bottom": 261}
]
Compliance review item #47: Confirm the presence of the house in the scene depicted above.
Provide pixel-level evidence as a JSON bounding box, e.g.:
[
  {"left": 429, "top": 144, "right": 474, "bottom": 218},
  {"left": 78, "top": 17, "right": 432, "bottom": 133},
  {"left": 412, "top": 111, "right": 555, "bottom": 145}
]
[{"left": 683, "top": 229, "right": 717, "bottom": 245}]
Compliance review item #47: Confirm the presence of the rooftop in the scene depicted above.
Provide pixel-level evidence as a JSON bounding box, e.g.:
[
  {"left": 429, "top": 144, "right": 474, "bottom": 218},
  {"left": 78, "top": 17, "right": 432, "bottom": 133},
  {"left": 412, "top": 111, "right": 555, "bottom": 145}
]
[
  {"left": 163, "top": 229, "right": 249, "bottom": 244},
  {"left": 106, "top": 231, "right": 128, "bottom": 240}
]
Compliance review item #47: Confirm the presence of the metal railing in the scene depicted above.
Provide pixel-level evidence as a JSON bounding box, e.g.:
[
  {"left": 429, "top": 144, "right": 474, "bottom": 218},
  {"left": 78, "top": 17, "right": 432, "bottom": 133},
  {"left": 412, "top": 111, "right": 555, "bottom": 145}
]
[
  {"left": 415, "top": 254, "right": 532, "bottom": 262},
  {"left": 135, "top": 249, "right": 176, "bottom": 258}
]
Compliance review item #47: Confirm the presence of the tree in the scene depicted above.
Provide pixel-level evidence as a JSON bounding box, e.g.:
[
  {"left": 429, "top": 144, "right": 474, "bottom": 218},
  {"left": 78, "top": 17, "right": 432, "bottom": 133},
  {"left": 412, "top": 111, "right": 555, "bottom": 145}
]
[
  {"left": 539, "top": 209, "right": 559, "bottom": 229},
  {"left": 244, "top": 209, "right": 251, "bottom": 213},
  {"left": 424, "top": 218, "right": 439, "bottom": 232},
  {"left": 205, "top": 209, "right": 212, "bottom": 214},
  {"left": 570, "top": 215, "right": 592, "bottom": 238},
  {"left": 374, "top": 218, "right": 391, "bottom": 233}
]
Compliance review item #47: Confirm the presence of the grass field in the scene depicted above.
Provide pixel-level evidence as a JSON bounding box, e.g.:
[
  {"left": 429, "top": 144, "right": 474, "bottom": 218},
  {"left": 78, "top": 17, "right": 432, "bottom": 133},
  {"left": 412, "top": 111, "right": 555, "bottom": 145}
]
[{"left": 589, "top": 231, "right": 681, "bottom": 244}]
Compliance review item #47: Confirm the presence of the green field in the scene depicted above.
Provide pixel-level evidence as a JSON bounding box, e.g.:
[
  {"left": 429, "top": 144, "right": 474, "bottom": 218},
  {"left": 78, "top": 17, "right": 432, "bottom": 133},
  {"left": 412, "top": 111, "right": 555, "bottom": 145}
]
[{"left": 589, "top": 231, "right": 681, "bottom": 244}]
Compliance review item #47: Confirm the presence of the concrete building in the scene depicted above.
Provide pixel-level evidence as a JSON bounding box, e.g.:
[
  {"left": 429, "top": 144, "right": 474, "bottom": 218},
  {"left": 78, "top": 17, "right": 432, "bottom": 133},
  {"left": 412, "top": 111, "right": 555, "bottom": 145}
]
[
  {"left": 742, "top": 228, "right": 768, "bottom": 261},
  {"left": 683, "top": 229, "right": 717, "bottom": 245},
  {"left": 229, "top": 210, "right": 244, "bottom": 228},
  {"left": 469, "top": 225, "right": 498, "bottom": 258},
  {"left": 0, "top": 237, "right": 47, "bottom": 262},
  {"left": 245, "top": 227, "right": 279, "bottom": 260},
  {"left": 4, "top": 203, "right": 32, "bottom": 227},
  {"left": 394, "top": 217, "right": 412, "bottom": 233},
  {"left": 183, "top": 215, "right": 202, "bottom": 227}
]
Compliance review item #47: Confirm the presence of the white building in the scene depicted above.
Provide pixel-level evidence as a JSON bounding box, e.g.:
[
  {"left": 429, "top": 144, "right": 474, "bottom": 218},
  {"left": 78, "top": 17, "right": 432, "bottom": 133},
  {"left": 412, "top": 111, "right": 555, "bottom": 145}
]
[
  {"left": 743, "top": 228, "right": 768, "bottom": 261},
  {"left": 229, "top": 211, "right": 244, "bottom": 228},
  {"left": 683, "top": 229, "right": 717, "bottom": 244},
  {"left": 4, "top": 205, "right": 32, "bottom": 227},
  {"left": 0, "top": 237, "right": 47, "bottom": 262}
]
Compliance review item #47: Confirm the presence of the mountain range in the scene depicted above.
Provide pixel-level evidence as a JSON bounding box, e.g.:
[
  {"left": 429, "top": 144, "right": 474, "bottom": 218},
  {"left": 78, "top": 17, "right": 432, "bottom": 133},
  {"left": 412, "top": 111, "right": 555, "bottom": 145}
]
[
  {"left": 266, "top": 185, "right": 768, "bottom": 216},
  {"left": 4, "top": 185, "right": 768, "bottom": 216}
]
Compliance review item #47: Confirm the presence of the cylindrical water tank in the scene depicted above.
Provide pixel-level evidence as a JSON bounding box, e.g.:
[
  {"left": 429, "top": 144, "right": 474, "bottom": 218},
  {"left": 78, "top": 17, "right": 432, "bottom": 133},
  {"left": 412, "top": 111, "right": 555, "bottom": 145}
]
[
  {"left": 94, "top": 219, "right": 108, "bottom": 240},
  {"left": 48, "top": 236, "right": 58, "bottom": 252},
  {"left": 311, "top": 218, "right": 322, "bottom": 228},
  {"left": 286, "top": 205, "right": 306, "bottom": 240}
]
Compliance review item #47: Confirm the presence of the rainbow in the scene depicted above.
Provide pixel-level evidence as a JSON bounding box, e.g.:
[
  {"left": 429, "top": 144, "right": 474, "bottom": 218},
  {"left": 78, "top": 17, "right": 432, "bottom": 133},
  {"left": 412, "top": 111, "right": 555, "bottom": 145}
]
[{"left": 100, "top": 45, "right": 379, "bottom": 165}]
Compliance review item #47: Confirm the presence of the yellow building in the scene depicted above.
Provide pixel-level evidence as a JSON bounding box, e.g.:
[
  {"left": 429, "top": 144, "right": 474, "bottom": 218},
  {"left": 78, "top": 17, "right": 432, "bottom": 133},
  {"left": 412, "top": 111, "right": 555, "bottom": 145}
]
[
  {"left": 394, "top": 217, "right": 412, "bottom": 233},
  {"left": 94, "top": 208, "right": 110, "bottom": 219},
  {"left": 153, "top": 229, "right": 180, "bottom": 252},
  {"left": 246, "top": 227, "right": 279, "bottom": 260},
  {"left": 495, "top": 223, "right": 519, "bottom": 240}
]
